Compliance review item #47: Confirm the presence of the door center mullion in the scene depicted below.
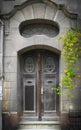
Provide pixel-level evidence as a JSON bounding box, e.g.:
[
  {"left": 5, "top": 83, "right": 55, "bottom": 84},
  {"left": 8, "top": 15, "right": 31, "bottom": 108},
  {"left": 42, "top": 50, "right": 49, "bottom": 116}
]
[{"left": 37, "top": 53, "right": 42, "bottom": 120}]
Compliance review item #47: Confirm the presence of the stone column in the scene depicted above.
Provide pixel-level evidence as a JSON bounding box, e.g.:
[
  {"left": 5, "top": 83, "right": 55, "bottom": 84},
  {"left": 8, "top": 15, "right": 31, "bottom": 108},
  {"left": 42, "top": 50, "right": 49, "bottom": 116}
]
[{"left": 0, "top": 19, "right": 4, "bottom": 130}]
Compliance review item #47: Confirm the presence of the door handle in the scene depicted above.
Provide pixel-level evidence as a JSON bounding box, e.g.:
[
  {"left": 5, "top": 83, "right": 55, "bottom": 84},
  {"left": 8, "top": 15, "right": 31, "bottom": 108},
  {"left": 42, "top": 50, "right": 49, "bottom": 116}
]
[{"left": 41, "top": 87, "right": 43, "bottom": 94}]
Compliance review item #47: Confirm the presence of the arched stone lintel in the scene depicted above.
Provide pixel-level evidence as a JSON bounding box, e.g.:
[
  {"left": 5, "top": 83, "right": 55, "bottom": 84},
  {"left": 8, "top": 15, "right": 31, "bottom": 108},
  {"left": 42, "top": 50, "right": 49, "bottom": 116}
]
[
  {"left": 0, "top": 0, "right": 77, "bottom": 20},
  {"left": 18, "top": 45, "right": 61, "bottom": 56}
]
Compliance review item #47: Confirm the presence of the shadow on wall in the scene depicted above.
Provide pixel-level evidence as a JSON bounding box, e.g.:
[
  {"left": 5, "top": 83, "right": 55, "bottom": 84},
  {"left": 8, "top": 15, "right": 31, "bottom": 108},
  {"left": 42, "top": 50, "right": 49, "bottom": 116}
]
[
  {"left": 60, "top": 110, "right": 81, "bottom": 130},
  {"left": 2, "top": 113, "right": 20, "bottom": 130}
]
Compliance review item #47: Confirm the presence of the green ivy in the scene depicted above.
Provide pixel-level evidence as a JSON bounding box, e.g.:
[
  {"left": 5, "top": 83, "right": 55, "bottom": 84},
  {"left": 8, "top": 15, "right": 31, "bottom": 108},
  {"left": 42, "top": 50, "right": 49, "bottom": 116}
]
[{"left": 52, "top": 29, "right": 81, "bottom": 97}]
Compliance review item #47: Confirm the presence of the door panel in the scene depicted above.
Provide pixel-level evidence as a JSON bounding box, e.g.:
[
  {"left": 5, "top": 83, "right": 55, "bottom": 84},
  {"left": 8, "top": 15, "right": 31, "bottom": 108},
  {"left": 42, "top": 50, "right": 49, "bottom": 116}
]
[
  {"left": 25, "top": 85, "right": 34, "bottom": 111},
  {"left": 43, "top": 78, "right": 56, "bottom": 112},
  {"left": 22, "top": 50, "right": 59, "bottom": 120},
  {"left": 23, "top": 78, "right": 36, "bottom": 115},
  {"left": 42, "top": 54, "right": 58, "bottom": 117}
]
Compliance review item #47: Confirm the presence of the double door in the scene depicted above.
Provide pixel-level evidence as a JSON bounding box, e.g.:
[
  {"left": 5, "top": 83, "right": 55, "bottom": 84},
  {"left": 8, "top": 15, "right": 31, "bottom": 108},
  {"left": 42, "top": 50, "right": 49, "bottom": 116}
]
[{"left": 22, "top": 50, "right": 59, "bottom": 120}]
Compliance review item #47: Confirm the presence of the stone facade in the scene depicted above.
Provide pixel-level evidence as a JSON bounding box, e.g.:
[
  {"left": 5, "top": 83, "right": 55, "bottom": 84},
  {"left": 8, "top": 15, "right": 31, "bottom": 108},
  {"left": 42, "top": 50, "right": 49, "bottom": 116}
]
[{"left": 0, "top": 0, "right": 81, "bottom": 130}]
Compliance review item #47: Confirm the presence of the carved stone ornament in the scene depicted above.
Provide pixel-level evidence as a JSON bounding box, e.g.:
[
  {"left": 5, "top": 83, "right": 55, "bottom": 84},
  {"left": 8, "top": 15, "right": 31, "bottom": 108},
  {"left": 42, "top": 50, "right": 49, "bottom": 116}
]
[
  {"left": 44, "top": 57, "right": 55, "bottom": 73},
  {"left": 24, "top": 57, "right": 35, "bottom": 73}
]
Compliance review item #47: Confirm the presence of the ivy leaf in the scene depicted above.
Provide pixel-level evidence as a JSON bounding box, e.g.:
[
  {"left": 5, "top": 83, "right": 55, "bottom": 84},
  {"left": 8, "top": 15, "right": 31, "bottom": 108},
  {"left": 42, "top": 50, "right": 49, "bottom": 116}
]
[{"left": 67, "top": 93, "right": 73, "bottom": 98}]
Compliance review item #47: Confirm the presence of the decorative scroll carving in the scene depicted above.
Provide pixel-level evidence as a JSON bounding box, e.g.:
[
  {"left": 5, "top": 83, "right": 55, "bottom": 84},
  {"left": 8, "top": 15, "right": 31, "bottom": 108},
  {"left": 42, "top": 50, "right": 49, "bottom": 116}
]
[
  {"left": 24, "top": 57, "right": 35, "bottom": 73},
  {"left": 44, "top": 57, "right": 55, "bottom": 73}
]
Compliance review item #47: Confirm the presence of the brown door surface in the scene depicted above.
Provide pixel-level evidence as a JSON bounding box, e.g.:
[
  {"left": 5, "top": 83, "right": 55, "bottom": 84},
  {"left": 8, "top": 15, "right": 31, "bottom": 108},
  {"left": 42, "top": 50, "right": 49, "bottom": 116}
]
[{"left": 21, "top": 50, "right": 59, "bottom": 121}]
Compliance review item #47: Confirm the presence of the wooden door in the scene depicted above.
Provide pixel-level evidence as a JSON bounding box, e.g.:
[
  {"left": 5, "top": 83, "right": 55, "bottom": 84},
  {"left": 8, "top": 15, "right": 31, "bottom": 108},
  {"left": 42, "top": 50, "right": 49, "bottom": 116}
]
[{"left": 21, "top": 50, "right": 59, "bottom": 121}]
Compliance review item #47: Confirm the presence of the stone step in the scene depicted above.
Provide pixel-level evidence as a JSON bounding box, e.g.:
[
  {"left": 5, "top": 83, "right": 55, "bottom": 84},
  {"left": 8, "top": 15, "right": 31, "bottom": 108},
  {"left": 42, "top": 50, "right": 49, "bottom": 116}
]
[
  {"left": 19, "top": 121, "right": 60, "bottom": 130},
  {"left": 19, "top": 128, "right": 60, "bottom": 130},
  {"left": 19, "top": 126, "right": 60, "bottom": 130}
]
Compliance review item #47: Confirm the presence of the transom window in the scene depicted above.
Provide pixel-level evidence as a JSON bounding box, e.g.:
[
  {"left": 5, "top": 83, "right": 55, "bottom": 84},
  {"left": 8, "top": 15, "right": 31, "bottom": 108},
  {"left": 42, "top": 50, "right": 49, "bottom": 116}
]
[{"left": 19, "top": 19, "right": 59, "bottom": 38}]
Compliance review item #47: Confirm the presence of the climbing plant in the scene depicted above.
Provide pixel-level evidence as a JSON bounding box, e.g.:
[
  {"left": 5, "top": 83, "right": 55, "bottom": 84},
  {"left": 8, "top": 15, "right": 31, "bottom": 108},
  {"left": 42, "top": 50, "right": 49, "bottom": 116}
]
[{"left": 52, "top": 29, "right": 81, "bottom": 97}]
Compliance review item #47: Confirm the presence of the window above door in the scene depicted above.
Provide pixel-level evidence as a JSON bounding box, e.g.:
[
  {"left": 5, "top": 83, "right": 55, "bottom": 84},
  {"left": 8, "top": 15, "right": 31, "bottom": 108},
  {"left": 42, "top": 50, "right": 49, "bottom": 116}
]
[{"left": 19, "top": 19, "right": 59, "bottom": 38}]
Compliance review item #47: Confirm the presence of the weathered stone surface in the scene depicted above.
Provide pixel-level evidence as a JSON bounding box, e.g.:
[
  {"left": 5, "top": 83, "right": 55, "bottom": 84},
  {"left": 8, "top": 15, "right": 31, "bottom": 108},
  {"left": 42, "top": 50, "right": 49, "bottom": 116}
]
[
  {"left": 22, "top": 5, "right": 34, "bottom": 20},
  {"left": 14, "top": 0, "right": 27, "bottom": 5},
  {"left": 10, "top": 100, "right": 17, "bottom": 111},
  {"left": 3, "top": 81, "right": 17, "bottom": 112},
  {"left": 4, "top": 40, "right": 17, "bottom": 56},
  {"left": 74, "top": 78, "right": 81, "bottom": 88},
  {"left": 4, "top": 56, "right": 17, "bottom": 73},
  {"left": 1, "top": 1, "right": 15, "bottom": 14},
  {"left": 70, "top": 19, "right": 77, "bottom": 29},
  {"left": 19, "top": 124, "right": 60, "bottom": 130},
  {"left": 4, "top": 81, "right": 11, "bottom": 89},
  {"left": 4, "top": 72, "right": 17, "bottom": 82},
  {"left": 3, "top": 99, "right": 17, "bottom": 112},
  {"left": 3, "top": 88, "right": 11, "bottom": 101},
  {"left": 51, "top": 0, "right": 67, "bottom": 5},
  {"left": 0, "top": 56, "right": 2, "bottom": 75},
  {"left": 10, "top": 87, "right": 17, "bottom": 101},
  {"left": 10, "top": 18, "right": 20, "bottom": 28},
  {"left": 45, "top": 4, "right": 57, "bottom": 20},
  {"left": 62, "top": 100, "right": 73, "bottom": 112},
  {"left": 12, "top": 11, "right": 25, "bottom": 23},
  {"left": 53, "top": 10, "right": 71, "bottom": 28},
  {"left": 33, "top": 3, "right": 46, "bottom": 19},
  {"left": 75, "top": 58, "right": 81, "bottom": 73},
  {"left": 59, "top": 56, "right": 65, "bottom": 73},
  {"left": 66, "top": 0, "right": 78, "bottom": 13},
  {"left": 2, "top": 100, "right": 10, "bottom": 112}
]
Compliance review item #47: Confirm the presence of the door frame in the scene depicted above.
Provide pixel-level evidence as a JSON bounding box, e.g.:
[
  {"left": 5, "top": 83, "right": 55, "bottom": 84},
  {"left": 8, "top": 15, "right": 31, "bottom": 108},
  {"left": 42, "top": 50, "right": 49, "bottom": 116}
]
[{"left": 18, "top": 49, "right": 60, "bottom": 121}]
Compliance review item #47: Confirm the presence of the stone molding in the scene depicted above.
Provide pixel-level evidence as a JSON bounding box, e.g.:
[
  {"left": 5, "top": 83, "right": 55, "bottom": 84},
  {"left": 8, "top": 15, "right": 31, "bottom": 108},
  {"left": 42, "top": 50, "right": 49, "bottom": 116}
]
[{"left": 0, "top": 0, "right": 77, "bottom": 20}]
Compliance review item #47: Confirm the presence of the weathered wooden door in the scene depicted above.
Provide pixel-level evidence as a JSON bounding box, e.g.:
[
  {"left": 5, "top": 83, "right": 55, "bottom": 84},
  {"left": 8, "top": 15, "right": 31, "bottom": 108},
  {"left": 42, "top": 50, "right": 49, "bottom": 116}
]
[{"left": 21, "top": 50, "right": 59, "bottom": 121}]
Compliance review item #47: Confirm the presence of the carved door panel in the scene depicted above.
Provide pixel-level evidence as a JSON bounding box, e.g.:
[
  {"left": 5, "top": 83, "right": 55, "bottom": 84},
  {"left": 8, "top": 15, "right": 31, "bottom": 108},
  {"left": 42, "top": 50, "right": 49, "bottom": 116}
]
[
  {"left": 22, "top": 50, "right": 59, "bottom": 120},
  {"left": 22, "top": 55, "right": 37, "bottom": 117},
  {"left": 42, "top": 54, "right": 59, "bottom": 119}
]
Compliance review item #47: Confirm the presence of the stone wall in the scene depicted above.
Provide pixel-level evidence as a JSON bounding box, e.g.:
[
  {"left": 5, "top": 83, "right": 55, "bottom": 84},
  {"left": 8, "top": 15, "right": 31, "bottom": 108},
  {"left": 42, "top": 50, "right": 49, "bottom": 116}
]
[
  {"left": 3, "top": 1, "right": 75, "bottom": 112},
  {"left": 0, "top": 0, "right": 81, "bottom": 130}
]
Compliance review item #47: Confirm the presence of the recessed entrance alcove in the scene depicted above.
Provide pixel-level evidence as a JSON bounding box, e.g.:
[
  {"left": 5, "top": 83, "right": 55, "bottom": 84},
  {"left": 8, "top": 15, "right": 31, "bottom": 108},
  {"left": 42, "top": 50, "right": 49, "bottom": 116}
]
[{"left": 18, "top": 48, "right": 60, "bottom": 130}]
